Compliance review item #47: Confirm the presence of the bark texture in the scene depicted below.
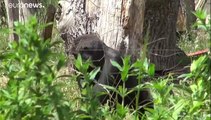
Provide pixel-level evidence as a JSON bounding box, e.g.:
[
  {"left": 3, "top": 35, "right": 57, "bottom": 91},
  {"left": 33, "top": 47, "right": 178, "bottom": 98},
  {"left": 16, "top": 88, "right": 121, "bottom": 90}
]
[
  {"left": 177, "top": 0, "right": 196, "bottom": 32},
  {"left": 86, "top": 0, "right": 145, "bottom": 59},
  {"left": 55, "top": 0, "right": 96, "bottom": 72},
  {"left": 4, "top": 0, "right": 40, "bottom": 41},
  {"left": 0, "top": 1, "right": 7, "bottom": 26},
  {"left": 56, "top": 0, "right": 145, "bottom": 60},
  {"left": 56, "top": 0, "right": 94, "bottom": 55},
  {"left": 143, "top": 0, "right": 190, "bottom": 71},
  {"left": 42, "top": 4, "right": 56, "bottom": 40},
  {"left": 56, "top": 0, "right": 190, "bottom": 72},
  {"left": 4, "top": 0, "right": 19, "bottom": 41},
  {"left": 18, "top": 0, "right": 39, "bottom": 23}
]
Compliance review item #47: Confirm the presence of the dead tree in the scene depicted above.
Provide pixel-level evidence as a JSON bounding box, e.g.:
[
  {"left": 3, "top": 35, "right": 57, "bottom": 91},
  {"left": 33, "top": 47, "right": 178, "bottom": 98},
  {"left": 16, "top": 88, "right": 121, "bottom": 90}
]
[
  {"left": 4, "top": 0, "right": 40, "bottom": 41},
  {"left": 56, "top": 0, "right": 190, "bottom": 72}
]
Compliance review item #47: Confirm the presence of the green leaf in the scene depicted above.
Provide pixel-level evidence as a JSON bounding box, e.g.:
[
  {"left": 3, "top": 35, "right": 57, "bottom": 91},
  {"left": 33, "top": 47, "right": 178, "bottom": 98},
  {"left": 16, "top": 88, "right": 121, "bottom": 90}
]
[
  {"left": 189, "top": 101, "right": 203, "bottom": 114},
  {"left": 121, "top": 68, "right": 129, "bottom": 82},
  {"left": 190, "top": 55, "right": 206, "bottom": 72},
  {"left": 74, "top": 54, "right": 83, "bottom": 70},
  {"left": 190, "top": 60, "right": 197, "bottom": 72},
  {"left": 116, "top": 103, "right": 128, "bottom": 118},
  {"left": 193, "top": 10, "right": 207, "bottom": 20},
  {"left": 111, "top": 60, "right": 122, "bottom": 71},
  {"left": 118, "top": 86, "right": 128, "bottom": 98},
  {"left": 172, "top": 99, "right": 187, "bottom": 119},
  {"left": 197, "top": 24, "right": 207, "bottom": 30},
  {"left": 148, "top": 64, "right": 155, "bottom": 77},
  {"left": 101, "top": 84, "right": 119, "bottom": 94},
  {"left": 121, "top": 56, "right": 131, "bottom": 81},
  {"left": 131, "top": 60, "right": 143, "bottom": 69},
  {"left": 1, "top": 90, "right": 14, "bottom": 100},
  {"left": 56, "top": 55, "right": 66, "bottom": 71},
  {"left": 89, "top": 67, "right": 100, "bottom": 80},
  {"left": 143, "top": 58, "right": 149, "bottom": 71}
]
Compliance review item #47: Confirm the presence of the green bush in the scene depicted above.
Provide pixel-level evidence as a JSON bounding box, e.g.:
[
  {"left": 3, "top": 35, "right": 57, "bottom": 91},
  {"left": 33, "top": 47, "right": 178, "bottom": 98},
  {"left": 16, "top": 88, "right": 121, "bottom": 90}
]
[
  {"left": 74, "top": 54, "right": 156, "bottom": 119},
  {"left": 73, "top": 53, "right": 211, "bottom": 120},
  {"left": 0, "top": 17, "right": 73, "bottom": 120}
]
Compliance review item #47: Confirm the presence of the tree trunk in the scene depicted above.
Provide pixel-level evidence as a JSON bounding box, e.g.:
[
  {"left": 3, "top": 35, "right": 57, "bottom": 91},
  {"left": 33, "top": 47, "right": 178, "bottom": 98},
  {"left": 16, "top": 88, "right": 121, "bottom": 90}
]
[
  {"left": 184, "top": 0, "right": 196, "bottom": 31},
  {"left": 56, "top": 0, "right": 190, "bottom": 72},
  {"left": 4, "top": 0, "right": 40, "bottom": 41},
  {"left": 177, "top": 0, "right": 196, "bottom": 32},
  {"left": 4, "top": 0, "right": 19, "bottom": 41},
  {"left": 86, "top": 0, "right": 146, "bottom": 60},
  {"left": 0, "top": 1, "right": 7, "bottom": 26},
  {"left": 18, "top": 0, "right": 39, "bottom": 23},
  {"left": 143, "top": 0, "right": 190, "bottom": 71},
  {"left": 42, "top": 4, "right": 56, "bottom": 40},
  {"left": 56, "top": 0, "right": 144, "bottom": 59}
]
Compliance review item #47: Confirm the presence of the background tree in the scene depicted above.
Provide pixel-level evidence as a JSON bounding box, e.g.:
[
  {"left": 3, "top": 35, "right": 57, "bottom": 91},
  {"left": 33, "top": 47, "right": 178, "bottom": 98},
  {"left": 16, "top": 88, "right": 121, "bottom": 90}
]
[
  {"left": 143, "top": 0, "right": 190, "bottom": 71},
  {"left": 4, "top": 0, "right": 19, "bottom": 40},
  {"left": 4, "top": 0, "right": 40, "bottom": 41},
  {"left": 56, "top": 0, "right": 190, "bottom": 72},
  {"left": 0, "top": 1, "right": 7, "bottom": 27},
  {"left": 3, "top": 0, "right": 56, "bottom": 41},
  {"left": 177, "top": 0, "right": 196, "bottom": 33}
]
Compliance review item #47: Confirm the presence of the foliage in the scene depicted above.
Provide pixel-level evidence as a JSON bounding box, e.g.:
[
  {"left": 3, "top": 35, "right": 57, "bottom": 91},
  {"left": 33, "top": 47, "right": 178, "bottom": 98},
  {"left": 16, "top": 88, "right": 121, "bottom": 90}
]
[
  {"left": 178, "top": 10, "right": 210, "bottom": 53},
  {"left": 193, "top": 10, "right": 211, "bottom": 32},
  {"left": 0, "top": 17, "right": 73, "bottom": 120},
  {"left": 74, "top": 54, "right": 155, "bottom": 119},
  {"left": 0, "top": 9, "right": 210, "bottom": 120},
  {"left": 73, "top": 53, "right": 211, "bottom": 120},
  {"left": 0, "top": 28, "right": 8, "bottom": 51},
  {"left": 143, "top": 9, "right": 211, "bottom": 120},
  {"left": 144, "top": 54, "right": 211, "bottom": 120},
  {"left": 0, "top": 1, "right": 7, "bottom": 27}
]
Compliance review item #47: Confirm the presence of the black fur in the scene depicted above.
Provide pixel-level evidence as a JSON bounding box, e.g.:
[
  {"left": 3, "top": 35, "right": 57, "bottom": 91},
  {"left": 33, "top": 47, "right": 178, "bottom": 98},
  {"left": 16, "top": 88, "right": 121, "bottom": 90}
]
[{"left": 73, "top": 34, "right": 153, "bottom": 114}]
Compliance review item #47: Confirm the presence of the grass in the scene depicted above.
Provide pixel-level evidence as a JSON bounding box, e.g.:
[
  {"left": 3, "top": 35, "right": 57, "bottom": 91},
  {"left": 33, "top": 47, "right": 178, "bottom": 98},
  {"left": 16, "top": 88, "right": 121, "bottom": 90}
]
[
  {"left": 0, "top": 28, "right": 8, "bottom": 87},
  {"left": 0, "top": 29, "right": 8, "bottom": 51},
  {"left": 178, "top": 30, "right": 209, "bottom": 54}
]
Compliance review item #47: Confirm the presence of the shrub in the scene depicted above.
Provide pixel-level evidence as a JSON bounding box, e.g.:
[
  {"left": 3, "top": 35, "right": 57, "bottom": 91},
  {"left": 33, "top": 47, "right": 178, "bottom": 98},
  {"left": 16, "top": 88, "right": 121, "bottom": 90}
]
[{"left": 0, "top": 17, "right": 73, "bottom": 120}]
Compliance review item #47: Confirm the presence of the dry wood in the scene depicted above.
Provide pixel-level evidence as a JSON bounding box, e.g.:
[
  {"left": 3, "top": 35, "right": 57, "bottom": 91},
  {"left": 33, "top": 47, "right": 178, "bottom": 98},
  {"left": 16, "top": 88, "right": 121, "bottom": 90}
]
[
  {"left": 56, "top": 0, "right": 190, "bottom": 71},
  {"left": 42, "top": 4, "right": 56, "bottom": 41}
]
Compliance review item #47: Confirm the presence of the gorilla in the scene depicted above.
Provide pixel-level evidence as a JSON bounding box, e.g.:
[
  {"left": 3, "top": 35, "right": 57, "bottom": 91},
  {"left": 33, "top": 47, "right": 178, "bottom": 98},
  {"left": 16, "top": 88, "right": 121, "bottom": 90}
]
[{"left": 72, "top": 34, "right": 153, "bottom": 114}]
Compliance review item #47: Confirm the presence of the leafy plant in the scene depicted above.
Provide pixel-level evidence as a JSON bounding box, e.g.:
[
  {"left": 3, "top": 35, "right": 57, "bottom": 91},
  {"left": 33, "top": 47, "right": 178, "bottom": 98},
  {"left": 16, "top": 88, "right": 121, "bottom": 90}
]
[
  {"left": 193, "top": 10, "right": 211, "bottom": 32},
  {"left": 178, "top": 10, "right": 210, "bottom": 53},
  {"left": 74, "top": 53, "right": 156, "bottom": 119},
  {"left": 73, "top": 54, "right": 104, "bottom": 120},
  {"left": 0, "top": 17, "right": 73, "bottom": 120}
]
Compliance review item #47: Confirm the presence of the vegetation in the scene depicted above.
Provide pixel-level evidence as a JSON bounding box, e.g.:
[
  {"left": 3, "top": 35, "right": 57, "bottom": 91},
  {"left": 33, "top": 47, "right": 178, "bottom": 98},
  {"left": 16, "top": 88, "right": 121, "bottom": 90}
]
[
  {"left": 178, "top": 10, "right": 210, "bottom": 53},
  {"left": 0, "top": 10, "right": 210, "bottom": 120}
]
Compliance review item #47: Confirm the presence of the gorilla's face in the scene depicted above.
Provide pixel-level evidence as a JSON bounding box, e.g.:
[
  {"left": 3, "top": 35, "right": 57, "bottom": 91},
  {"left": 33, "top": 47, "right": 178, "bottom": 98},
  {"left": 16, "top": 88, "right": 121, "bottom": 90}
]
[
  {"left": 73, "top": 35, "right": 105, "bottom": 67},
  {"left": 75, "top": 40, "right": 105, "bottom": 67}
]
